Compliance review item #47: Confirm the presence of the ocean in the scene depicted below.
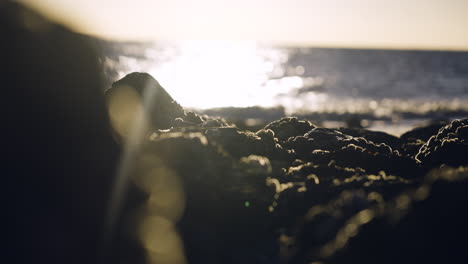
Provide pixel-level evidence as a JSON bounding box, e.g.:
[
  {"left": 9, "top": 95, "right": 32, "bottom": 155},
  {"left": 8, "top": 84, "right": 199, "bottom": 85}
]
[{"left": 95, "top": 40, "right": 468, "bottom": 135}]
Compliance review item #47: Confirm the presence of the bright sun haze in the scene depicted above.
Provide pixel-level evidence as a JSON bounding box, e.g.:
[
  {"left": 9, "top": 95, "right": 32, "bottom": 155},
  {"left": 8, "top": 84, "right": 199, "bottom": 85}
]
[{"left": 19, "top": 0, "right": 468, "bottom": 50}]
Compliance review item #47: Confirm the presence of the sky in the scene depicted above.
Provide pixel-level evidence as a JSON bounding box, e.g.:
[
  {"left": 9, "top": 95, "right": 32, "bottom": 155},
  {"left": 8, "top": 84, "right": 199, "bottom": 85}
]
[{"left": 19, "top": 0, "right": 468, "bottom": 50}]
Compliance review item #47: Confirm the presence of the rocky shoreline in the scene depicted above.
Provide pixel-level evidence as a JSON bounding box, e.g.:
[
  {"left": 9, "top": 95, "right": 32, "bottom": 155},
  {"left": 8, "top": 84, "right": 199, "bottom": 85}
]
[
  {"left": 107, "top": 72, "right": 468, "bottom": 264},
  {"left": 3, "top": 2, "right": 468, "bottom": 262}
]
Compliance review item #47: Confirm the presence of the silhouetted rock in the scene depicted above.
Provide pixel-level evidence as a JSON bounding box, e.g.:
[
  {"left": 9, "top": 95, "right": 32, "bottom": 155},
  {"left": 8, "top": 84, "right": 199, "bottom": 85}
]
[
  {"left": 105, "top": 72, "right": 234, "bottom": 134},
  {"left": 106, "top": 72, "right": 187, "bottom": 129}
]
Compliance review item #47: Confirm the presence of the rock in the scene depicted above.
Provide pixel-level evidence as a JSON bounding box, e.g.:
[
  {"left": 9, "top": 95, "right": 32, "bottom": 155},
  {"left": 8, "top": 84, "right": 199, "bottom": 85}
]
[
  {"left": 140, "top": 131, "right": 277, "bottom": 263},
  {"left": 239, "top": 155, "right": 273, "bottom": 176},
  {"left": 321, "top": 166, "right": 468, "bottom": 264},
  {"left": 398, "top": 139, "right": 427, "bottom": 158},
  {"left": 201, "top": 117, "right": 229, "bottom": 128},
  {"left": 204, "top": 127, "right": 292, "bottom": 161},
  {"left": 400, "top": 121, "right": 448, "bottom": 142},
  {"left": 281, "top": 127, "right": 418, "bottom": 177},
  {"left": 5, "top": 2, "right": 468, "bottom": 262},
  {"left": 106, "top": 72, "right": 186, "bottom": 130},
  {"left": 2, "top": 2, "right": 120, "bottom": 263},
  {"left": 337, "top": 127, "right": 401, "bottom": 149},
  {"left": 264, "top": 117, "right": 316, "bottom": 141},
  {"left": 398, "top": 121, "right": 448, "bottom": 157},
  {"left": 105, "top": 73, "right": 231, "bottom": 135},
  {"left": 415, "top": 119, "right": 468, "bottom": 166},
  {"left": 117, "top": 108, "right": 465, "bottom": 263}
]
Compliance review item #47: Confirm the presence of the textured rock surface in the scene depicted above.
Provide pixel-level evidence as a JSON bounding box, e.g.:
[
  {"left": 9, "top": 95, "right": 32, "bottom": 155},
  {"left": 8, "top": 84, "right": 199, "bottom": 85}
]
[
  {"left": 105, "top": 72, "right": 468, "bottom": 264},
  {"left": 9, "top": 17, "right": 468, "bottom": 263},
  {"left": 264, "top": 117, "right": 316, "bottom": 141},
  {"left": 416, "top": 119, "right": 468, "bottom": 166},
  {"left": 103, "top": 73, "right": 468, "bottom": 264},
  {"left": 399, "top": 121, "right": 448, "bottom": 157}
]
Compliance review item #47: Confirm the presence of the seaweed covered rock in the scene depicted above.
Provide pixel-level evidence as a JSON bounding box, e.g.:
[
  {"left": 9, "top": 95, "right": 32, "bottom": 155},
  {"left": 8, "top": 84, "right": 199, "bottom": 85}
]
[
  {"left": 84, "top": 68, "right": 468, "bottom": 264},
  {"left": 267, "top": 159, "right": 412, "bottom": 227},
  {"left": 119, "top": 109, "right": 466, "bottom": 264},
  {"left": 398, "top": 121, "right": 448, "bottom": 157},
  {"left": 317, "top": 166, "right": 468, "bottom": 264},
  {"left": 270, "top": 166, "right": 468, "bottom": 264},
  {"left": 400, "top": 121, "right": 448, "bottom": 142},
  {"left": 337, "top": 127, "right": 401, "bottom": 149},
  {"left": 415, "top": 119, "right": 468, "bottom": 166},
  {"left": 284, "top": 128, "right": 394, "bottom": 154},
  {"left": 136, "top": 131, "right": 278, "bottom": 263},
  {"left": 204, "top": 127, "right": 292, "bottom": 161},
  {"left": 264, "top": 117, "right": 316, "bottom": 141},
  {"left": 282, "top": 128, "right": 417, "bottom": 177}
]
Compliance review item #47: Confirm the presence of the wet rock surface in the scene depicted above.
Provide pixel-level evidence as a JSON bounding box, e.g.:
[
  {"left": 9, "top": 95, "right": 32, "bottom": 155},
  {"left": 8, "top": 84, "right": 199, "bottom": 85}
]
[{"left": 109, "top": 73, "right": 468, "bottom": 264}]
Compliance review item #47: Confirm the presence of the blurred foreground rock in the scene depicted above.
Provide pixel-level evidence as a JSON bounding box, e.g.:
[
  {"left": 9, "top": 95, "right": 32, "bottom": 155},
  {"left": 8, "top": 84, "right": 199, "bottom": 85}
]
[{"left": 2, "top": 2, "right": 119, "bottom": 264}]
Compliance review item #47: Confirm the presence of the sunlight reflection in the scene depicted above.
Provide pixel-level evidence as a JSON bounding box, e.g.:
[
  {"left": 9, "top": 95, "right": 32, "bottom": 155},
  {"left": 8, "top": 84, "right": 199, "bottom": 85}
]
[
  {"left": 145, "top": 41, "right": 280, "bottom": 108},
  {"left": 119, "top": 41, "right": 290, "bottom": 108},
  {"left": 104, "top": 40, "right": 468, "bottom": 137}
]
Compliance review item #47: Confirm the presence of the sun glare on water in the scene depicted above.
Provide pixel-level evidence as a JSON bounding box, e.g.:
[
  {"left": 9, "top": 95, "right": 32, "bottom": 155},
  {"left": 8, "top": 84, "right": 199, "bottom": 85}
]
[{"left": 140, "top": 41, "right": 294, "bottom": 109}]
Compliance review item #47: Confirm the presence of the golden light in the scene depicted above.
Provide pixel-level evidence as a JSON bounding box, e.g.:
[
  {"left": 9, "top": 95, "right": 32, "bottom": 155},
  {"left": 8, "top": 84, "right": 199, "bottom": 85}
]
[
  {"left": 139, "top": 215, "right": 187, "bottom": 264},
  {"left": 106, "top": 84, "right": 148, "bottom": 140},
  {"left": 133, "top": 153, "right": 186, "bottom": 222},
  {"left": 147, "top": 41, "right": 279, "bottom": 109}
]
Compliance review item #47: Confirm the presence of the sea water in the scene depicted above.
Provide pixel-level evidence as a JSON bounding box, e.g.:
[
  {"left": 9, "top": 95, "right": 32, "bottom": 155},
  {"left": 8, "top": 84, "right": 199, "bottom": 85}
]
[{"left": 97, "top": 40, "right": 468, "bottom": 135}]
